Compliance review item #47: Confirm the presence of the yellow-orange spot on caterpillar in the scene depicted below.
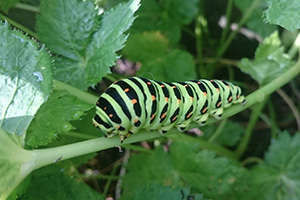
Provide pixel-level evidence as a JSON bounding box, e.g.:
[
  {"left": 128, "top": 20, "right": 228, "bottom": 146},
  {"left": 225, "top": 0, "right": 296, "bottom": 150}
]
[
  {"left": 161, "top": 84, "right": 165, "bottom": 87},
  {"left": 203, "top": 92, "right": 207, "bottom": 96},
  {"left": 134, "top": 118, "right": 139, "bottom": 123},
  {"left": 104, "top": 106, "right": 107, "bottom": 110},
  {"left": 113, "top": 81, "right": 118, "bottom": 84},
  {"left": 197, "top": 81, "right": 201, "bottom": 84},
  {"left": 165, "top": 97, "right": 169, "bottom": 102},
  {"left": 172, "top": 86, "right": 176, "bottom": 89},
  {"left": 210, "top": 80, "right": 214, "bottom": 82},
  {"left": 109, "top": 114, "right": 113, "bottom": 118},
  {"left": 172, "top": 115, "right": 178, "bottom": 121},
  {"left": 152, "top": 95, "right": 156, "bottom": 101},
  {"left": 161, "top": 112, "right": 166, "bottom": 119},
  {"left": 237, "top": 95, "right": 240, "bottom": 98},
  {"left": 229, "top": 97, "right": 232, "bottom": 102},
  {"left": 147, "top": 81, "right": 152, "bottom": 85},
  {"left": 151, "top": 114, "right": 156, "bottom": 120},
  {"left": 216, "top": 88, "right": 220, "bottom": 92},
  {"left": 202, "top": 107, "right": 208, "bottom": 113},
  {"left": 190, "top": 97, "right": 194, "bottom": 101},
  {"left": 187, "top": 112, "right": 192, "bottom": 118},
  {"left": 116, "top": 126, "right": 120, "bottom": 129},
  {"left": 131, "top": 99, "right": 137, "bottom": 104},
  {"left": 185, "top": 84, "right": 188, "bottom": 87},
  {"left": 96, "top": 101, "right": 99, "bottom": 105},
  {"left": 217, "top": 102, "right": 222, "bottom": 107},
  {"left": 177, "top": 99, "right": 181, "bottom": 104},
  {"left": 124, "top": 88, "right": 130, "bottom": 92},
  {"left": 227, "top": 85, "right": 230, "bottom": 88}
]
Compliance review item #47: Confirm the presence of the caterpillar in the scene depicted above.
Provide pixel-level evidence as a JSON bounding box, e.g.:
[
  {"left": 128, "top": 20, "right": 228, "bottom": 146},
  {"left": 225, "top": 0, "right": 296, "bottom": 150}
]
[{"left": 93, "top": 77, "right": 246, "bottom": 142}]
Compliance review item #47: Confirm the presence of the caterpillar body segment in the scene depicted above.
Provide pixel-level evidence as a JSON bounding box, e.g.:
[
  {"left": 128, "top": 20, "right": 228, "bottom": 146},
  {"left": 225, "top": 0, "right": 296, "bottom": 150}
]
[{"left": 93, "top": 77, "right": 246, "bottom": 142}]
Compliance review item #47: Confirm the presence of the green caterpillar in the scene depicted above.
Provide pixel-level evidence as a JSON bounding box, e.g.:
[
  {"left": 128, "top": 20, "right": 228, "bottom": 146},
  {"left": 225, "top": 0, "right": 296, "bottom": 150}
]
[{"left": 93, "top": 77, "right": 246, "bottom": 142}]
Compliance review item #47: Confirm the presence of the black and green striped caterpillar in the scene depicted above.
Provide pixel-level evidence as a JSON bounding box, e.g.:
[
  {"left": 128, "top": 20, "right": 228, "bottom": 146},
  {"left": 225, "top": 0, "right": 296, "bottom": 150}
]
[{"left": 93, "top": 77, "right": 246, "bottom": 142}]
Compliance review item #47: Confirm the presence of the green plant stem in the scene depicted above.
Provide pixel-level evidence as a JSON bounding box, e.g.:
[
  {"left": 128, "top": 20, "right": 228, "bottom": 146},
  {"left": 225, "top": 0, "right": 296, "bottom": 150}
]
[
  {"left": 31, "top": 130, "right": 163, "bottom": 171},
  {"left": 0, "top": 13, "right": 38, "bottom": 39},
  {"left": 241, "top": 156, "right": 263, "bottom": 167},
  {"left": 267, "top": 100, "right": 279, "bottom": 138},
  {"left": 235, "top": 97, "right": 268, "bottom": 159},
  {"left": 195, "top": 12, "right": 204, "bottom": 75},
  {"left": 15, "top": 3, "right": 40, "bottom": 13},
  {"left": 288, "top": 32, "right": 300, "bottom": 59},
  {"left": 216, "top": 0, "right": 260, "bottom": 59},
  {"left": 220, "top": 0, "right": 233, "bottom": 45},
  {"left": 204, "top": 59, "right": 300, "bottom": 126},
  {"left": 208, "top": 118, "right": 227, "bottom": 143},
  {"left": 103, "top": 165, "right": 118, "bottom": 196},
  {"left": 53, "top": 79, "right": 98, "bottom": 105},
  {"left": 29, "top": 59, "right": 300, "bottom": 169},
  {"left": 277, "top": 89, "right": 300, "bottom": 131}
]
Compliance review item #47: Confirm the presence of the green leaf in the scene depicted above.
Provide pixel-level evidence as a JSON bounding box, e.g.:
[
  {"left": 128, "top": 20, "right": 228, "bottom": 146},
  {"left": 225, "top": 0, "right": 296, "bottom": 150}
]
[
  {"left": 239, "top": 31, "right": 293, "bottom": 85},
  {"left": 0, "top": 22, "right": 53, "bottom": 138},
  {"left": 0, "top": 0, "right": 20, "bottom": 13},
  {"left": 132, "top": 0, "right": 198, "bottom": 44},
  {"left": 264, "top": 0, "right": 300, "bottom": 32},
  {"left": 123, "top": 32, "right": 196, "bottom": 82},
  {"left": 233, "top": 0, "right": 276, "bottom": 38},
  {"left": 25, "top": 90, "right": 93, "bottom": 148},
  {"left": 123, "top": 140, "right": 249, "bottom": 199},
  {"left": 20, "top": 166, "right": 104, "bottom": 200},
  {"left": 37, "top": 0, "right": 140, "bottom": 90},
  {"left": 120, "top": 182, "right": 204, "bottom": 200},
  {"left": 0, "top": 129, "right": 35, "bottom": 200},
  {"left": 250, "top": 131, "right": 300, "bottom": 199}
]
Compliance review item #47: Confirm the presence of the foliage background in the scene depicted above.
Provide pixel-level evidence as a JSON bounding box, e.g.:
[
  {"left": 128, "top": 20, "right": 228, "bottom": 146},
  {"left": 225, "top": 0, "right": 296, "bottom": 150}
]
[{"left": 1, "top": 0, "right": 300, "bottom": 199}]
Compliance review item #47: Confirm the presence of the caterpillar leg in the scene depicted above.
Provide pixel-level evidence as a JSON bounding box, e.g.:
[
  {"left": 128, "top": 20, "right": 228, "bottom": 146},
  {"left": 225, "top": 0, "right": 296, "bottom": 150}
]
[{"left": 119, "top": 131, "right": 133, "bottom": 143}]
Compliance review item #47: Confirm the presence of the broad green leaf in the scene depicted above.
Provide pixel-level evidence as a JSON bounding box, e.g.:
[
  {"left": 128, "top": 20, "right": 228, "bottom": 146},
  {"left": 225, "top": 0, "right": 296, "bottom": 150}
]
[
  {"left": 131, "top": 0, "right": 198, "bottom": 44},
  {"left": 170, "top": 141, "right": 249, "bottom": 199},
  {"left": 123, "top": 140, "right": 249, "bottom": 199},
  {"left": 0, "top": 22, "right": 52, "bottom": 138},
  {"left": 123, "top": 32, "right": 169, "bottom": 62},
  {"left": 25, "top": 90, "right": 93, "bottom": 148},
  {"left": 0, "top": 0, "right": 20, "bottom": 13},
  {"left": 0, "top": 129, "right": 35, "bottom": 200},
  {"left": 20, "top": 166, "right": 104, "bottom": 200},
  {"left": 239, "top": 31, "right": 293, "bottom": 85},
  {"left": 37, "top": 0, "right": 140, "bottom": 90},
  {"left": 121, "top": 182, "right": 204, "bottom": 200},
  {"left": 123, "top": 32, "right": 196, "bottom": 82},
  {"left": 250, "top": 131, "right": 300, "bottom": 199},
  {"left": 233, "top": 0, "right": 276, "bottom": 38},
  {"left": 264, "top": 0, "right": 300, "bottom": 32},
  {"left": 37, "top": 0, "right": 99, "bottom": 61}
]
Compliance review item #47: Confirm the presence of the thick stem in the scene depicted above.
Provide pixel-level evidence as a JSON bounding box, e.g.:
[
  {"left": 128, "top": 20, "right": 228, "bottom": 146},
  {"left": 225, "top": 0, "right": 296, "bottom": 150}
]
[{"left": 32, "top": 59, "right": 300, "bottom": 169}]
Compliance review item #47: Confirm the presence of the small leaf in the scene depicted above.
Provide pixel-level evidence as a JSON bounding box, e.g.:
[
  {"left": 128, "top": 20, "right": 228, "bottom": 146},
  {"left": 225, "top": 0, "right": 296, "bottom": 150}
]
[
  {"left": 250, "top": 131, "right": 300, "bottom": 199},
  {"left": 264, "top": 0, "right": 300, "bottom": 32},
  {"left": 120, "top": 182, "right": 204, "bottom": 200},
  {"left": 123, "top": 32, "right": 196, "bottom": 82},
  {"left": 25, "top": 90, "right": 93, "bottom": 148},
  {"left": 37, "top": 0, "right": 141, "bottom": 90},
  {"left": 0, "top": 22, "right": 53, "bottom": 137},
  {"left": 0, "top": 0, "right": 20, "bottom": 13},
  {"left": 233, "top": 0, "right": 276, "bottom": 38},
  {"left": 239, "top": 31, "right": 293, "bottom": 85},
  {"left": 20, "top": 166, "right": 104, "bottom": 200},
  {"left": 123, "top": 140, "right": 249, "bottom": 199},
  {"left": 131, "top": 0, "right": 198, "bottom": 44}
]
